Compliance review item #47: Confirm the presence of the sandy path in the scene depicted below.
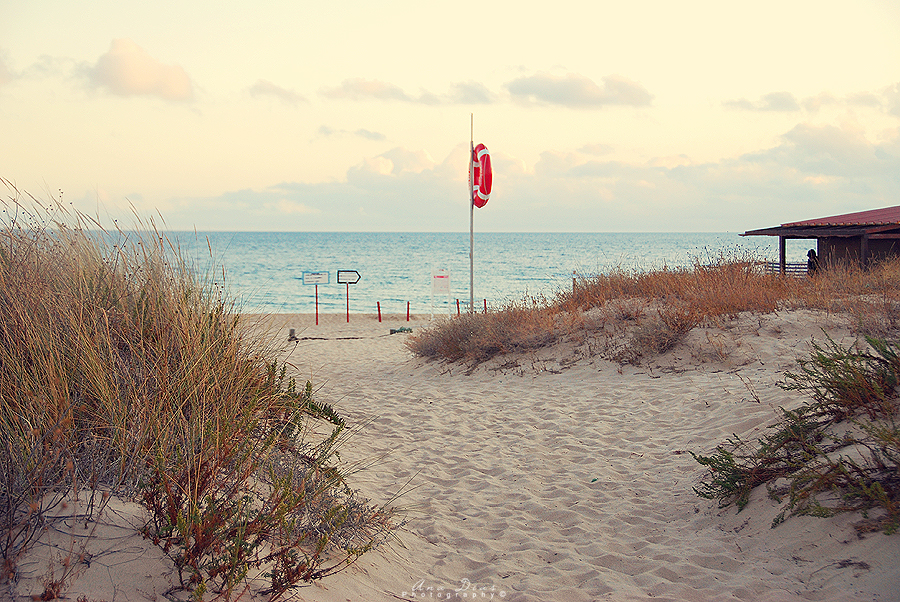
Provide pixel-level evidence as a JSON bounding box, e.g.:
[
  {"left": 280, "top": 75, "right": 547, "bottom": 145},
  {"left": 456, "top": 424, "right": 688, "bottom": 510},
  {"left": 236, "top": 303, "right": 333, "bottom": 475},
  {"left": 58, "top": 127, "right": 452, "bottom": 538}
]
[{"left": 263, "top": 312, "right": 900, "bottom": 602}]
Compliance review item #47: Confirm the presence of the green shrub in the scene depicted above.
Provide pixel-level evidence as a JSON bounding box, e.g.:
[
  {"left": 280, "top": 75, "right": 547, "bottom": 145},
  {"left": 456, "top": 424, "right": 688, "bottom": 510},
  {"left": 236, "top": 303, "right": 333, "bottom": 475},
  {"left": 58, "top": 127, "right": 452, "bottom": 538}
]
[
  {"left": 781, "top": 335, "right": 900, "bottom": 420},
  {"left": 693, "top": 335, "right": 900, "bottom": 533}
]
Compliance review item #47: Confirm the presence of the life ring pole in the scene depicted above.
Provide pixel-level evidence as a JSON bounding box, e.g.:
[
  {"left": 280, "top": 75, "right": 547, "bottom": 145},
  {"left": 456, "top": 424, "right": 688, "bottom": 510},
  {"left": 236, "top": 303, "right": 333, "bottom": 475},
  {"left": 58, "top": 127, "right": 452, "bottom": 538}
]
[{"left": 469, "top": 114, "right": 475, "bottom": 314}]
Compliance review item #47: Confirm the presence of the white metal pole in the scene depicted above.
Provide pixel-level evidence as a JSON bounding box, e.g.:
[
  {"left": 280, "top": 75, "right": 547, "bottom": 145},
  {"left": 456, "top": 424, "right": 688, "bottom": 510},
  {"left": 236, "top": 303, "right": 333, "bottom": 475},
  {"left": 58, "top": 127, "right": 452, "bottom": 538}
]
[{"left": 469, "top": 114, "right": 474, "bottom": 313}]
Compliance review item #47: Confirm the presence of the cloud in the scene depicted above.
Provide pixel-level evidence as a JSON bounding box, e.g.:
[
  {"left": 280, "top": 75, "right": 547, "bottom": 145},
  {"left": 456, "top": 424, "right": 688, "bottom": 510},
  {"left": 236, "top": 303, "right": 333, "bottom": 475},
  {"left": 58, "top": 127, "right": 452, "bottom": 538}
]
[
  {"left": 354, "top": 128, "right": 386, "bottom": 141},
  {"left": 887, "top": 82, "right": 900, "bottom": 117},
  {"left": 318, "top": 125, "right": 386, "bottom": 141},
  {"left": 249, "top": 79, "right": 306, "bottom": 104},
  {"left": 732, "top": 88, "right": 896, "bottom": 113},
  {"left": 505, "top": 72, "right": 652, "bottom": 108},
  {"left": 87, "top": 39, "right": 193, "bottom": 101},
  {"left": 320, "top": 78, "right": 495, "bottom": 105},
  {"left": 844, "top": 92, "right": 882, "bottom": 108},
  {"left": 447, "top": 81, "right": 495, "bottom": 104},
  {"left": 803, "top": 91, "right": 883, "bottom": 112},
  {"left": 486, "top": 121, "right": 900, "bottom": 230},
  {"left": 346, "top": 147, "right": 437, "bottom": 188},
  {"left": 152, "top": 121, "right": 899, "bottom": 233},
  {"left": 763, "top": 122, "right": 884, "bottom": 176},
  {"left": 800, "top": 92, "right": 840, "bottom": 112},
  {"left": 724, "top": 91, "right": 801, "bottom": 112},
  {"left": 321, "top": 78, "right": 414, "bottom": 102}
]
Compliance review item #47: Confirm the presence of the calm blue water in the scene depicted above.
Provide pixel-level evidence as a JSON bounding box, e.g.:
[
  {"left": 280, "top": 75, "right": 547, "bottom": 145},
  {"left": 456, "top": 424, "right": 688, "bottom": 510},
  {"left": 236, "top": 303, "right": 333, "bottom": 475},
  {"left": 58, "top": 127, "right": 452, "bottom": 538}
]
[{"left": 166, "top": 232, "right": 803, "bottom": 314}]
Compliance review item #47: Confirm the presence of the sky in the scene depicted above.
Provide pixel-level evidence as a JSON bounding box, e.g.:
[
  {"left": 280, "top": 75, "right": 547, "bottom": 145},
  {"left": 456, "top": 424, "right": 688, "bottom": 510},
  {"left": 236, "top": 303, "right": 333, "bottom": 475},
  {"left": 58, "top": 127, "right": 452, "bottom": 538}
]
[{"left": 2, "top": 0, "right": 899, "bottom": 232}]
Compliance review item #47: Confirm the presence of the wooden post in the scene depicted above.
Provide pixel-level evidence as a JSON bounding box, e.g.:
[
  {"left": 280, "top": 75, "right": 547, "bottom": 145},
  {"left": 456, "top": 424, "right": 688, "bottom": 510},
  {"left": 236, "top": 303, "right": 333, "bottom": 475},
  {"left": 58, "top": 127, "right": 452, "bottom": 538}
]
[
  {"left": 861, "top": 235, "right": 869, "bottom": 269},
  {"left": 779, "top": 236, "right": 786, "bottom": 276}
]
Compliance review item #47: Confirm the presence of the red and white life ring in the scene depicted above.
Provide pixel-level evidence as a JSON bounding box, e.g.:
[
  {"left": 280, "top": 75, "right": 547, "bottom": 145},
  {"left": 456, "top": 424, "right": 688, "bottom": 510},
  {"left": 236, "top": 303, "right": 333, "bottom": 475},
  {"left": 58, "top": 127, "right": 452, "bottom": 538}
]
[{"left": 472, "top": 143, "right": 492, "bottom": 208}]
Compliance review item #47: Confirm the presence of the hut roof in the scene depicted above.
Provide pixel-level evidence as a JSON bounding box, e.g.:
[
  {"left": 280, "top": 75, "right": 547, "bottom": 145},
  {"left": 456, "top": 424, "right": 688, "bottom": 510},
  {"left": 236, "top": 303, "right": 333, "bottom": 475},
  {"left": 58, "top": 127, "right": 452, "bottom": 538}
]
[
  {"left": 784, "top": 205, "right": 900, "bottom": 227},
  {"left": 743, "top": 205, "right": 900, "bottom": 238}
]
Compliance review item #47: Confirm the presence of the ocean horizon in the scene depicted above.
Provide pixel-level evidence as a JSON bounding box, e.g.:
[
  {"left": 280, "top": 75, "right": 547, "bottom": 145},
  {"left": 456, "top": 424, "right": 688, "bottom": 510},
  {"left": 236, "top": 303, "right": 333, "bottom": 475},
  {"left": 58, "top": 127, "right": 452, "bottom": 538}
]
[{"left": 164, "top": 231, "right": 811, "bottom": 315}]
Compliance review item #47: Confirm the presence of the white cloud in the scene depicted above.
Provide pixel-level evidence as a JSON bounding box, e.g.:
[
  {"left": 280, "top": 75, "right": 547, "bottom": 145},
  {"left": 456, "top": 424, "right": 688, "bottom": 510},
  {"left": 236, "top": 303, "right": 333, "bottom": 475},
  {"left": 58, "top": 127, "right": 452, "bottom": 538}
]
[
  {"left": 354, "top": 128, "right": 386, "bottom": 141},
  {"left": 844, "top": 92, "right": 882, "bottom": 108},
  {"left": 759, "top": 122, "right": 885, "bottom": 177},
  {"left": 506, "top": 72, "right": 653, "bottom": 108},
  {"left": 447, "top": 81, "right": 494, "bottom": 104},
  {"left": 800, "top": 92, "right": 840, "bottom": 112},
  {"left": 88, "top": 39, "right": 193, "bottom": 101},
  {"left": 321, "top": 78, "right": 414, "bottom": 102},
  {"left": 248, "top": 79, "right": 306, "bottom": 104},
  {"left": 724, "top": 91, "right": 801, "bottom": 111},
  {"left": 320, "top": 78, "right": 495, "bottom": 105},
  {"left": 887, "top": 82, "right": 900, "bottom": 117},
  {"left": 82, "top": 121, "right": 900, "bottom": 233},
  {"left": 345, "top": 147, "right": 437, "bottom": 189},
  {"left": 318, "top": 125, "right": 386, "bottom": 141},
  {"left": 375, "top": 148, "right": 435, "bottom": 173},
  {"left": 731, "top": 87, "right": 899, "bottom": 114}
]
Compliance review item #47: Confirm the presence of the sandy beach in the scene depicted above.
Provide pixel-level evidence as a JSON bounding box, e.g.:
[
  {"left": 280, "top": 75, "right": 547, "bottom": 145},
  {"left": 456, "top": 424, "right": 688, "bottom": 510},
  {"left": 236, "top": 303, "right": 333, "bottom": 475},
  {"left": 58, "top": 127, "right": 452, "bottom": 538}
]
[
  {"left": 260, "top": 311, "right": 899, "bottom": 601},
  {"left": 11, "top": 310, "right": 900, "bottom": 601}
]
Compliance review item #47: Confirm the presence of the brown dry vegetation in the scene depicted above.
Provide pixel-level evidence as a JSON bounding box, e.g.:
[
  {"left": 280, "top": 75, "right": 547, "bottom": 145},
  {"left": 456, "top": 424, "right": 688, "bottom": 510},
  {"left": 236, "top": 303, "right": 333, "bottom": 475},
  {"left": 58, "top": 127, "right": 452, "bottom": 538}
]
[
  {"left": 406, "top": 250, "right": 900, "bottom": 365},
  {"left": 0, "top": 184, "right": 395, "bottom": 600}
]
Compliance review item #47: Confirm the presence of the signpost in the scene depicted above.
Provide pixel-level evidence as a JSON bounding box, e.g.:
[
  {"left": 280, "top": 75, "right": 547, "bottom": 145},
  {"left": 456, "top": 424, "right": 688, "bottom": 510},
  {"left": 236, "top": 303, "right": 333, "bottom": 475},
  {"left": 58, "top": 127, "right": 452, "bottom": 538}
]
[
  {"left": 337, "top": 270, "right": 361, "bottom": 323},
  {"left": 431, "top": 268, "right": 450, "bottom": 319},
  {"left": 302, "top": 271, "right": 329, "bottom": 325}
]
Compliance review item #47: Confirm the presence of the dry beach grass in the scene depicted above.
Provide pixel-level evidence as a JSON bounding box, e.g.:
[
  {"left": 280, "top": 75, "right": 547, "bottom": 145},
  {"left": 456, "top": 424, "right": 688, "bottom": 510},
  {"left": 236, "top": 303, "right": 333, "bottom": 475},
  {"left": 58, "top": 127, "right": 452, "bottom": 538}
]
[
  {"left": 407, "top": 250, "right": 900, "bottom": 366},
  {"left": 0, "top": 185, "right": 396, "bottom": 601}
]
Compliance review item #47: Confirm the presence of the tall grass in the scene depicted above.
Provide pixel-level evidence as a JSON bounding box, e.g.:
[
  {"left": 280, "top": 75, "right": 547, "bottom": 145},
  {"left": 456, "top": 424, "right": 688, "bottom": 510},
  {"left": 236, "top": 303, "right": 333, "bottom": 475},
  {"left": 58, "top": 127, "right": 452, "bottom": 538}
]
[
  {"left": 407, "top": 249, "right": 900, "bottom": 364},
  {"left": 0, "top": 184, "right": 394, "bottom": 599}
]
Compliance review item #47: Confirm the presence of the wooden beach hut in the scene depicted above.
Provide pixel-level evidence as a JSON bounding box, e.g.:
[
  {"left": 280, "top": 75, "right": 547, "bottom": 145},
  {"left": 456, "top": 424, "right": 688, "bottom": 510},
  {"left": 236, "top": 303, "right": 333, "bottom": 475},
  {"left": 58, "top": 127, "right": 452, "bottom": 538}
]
[{"left": 742, "top": 205, "right": 900, "bottom": 275}]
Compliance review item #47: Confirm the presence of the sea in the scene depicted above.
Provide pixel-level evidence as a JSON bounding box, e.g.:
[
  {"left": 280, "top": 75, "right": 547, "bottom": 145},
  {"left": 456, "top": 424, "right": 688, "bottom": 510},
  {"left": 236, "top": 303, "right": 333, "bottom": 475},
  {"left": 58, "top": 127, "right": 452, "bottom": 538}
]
[{"left": 165, "top": 232, "right": 809, "bottom": 315}]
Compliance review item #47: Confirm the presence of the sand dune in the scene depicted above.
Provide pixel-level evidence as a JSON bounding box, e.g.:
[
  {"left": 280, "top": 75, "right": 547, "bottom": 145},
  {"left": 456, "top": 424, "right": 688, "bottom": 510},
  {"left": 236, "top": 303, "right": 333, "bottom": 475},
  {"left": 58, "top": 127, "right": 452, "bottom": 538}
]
[{"left": 10, "top": 310, "right": 900, "bottom": 601}]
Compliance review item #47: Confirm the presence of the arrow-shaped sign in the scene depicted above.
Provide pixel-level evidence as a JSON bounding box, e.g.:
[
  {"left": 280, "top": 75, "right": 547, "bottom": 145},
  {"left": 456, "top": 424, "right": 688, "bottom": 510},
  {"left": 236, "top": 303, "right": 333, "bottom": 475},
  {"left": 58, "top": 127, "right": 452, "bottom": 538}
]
[{"left": 337, "top": 270, "right": 361, "bottom": 285}]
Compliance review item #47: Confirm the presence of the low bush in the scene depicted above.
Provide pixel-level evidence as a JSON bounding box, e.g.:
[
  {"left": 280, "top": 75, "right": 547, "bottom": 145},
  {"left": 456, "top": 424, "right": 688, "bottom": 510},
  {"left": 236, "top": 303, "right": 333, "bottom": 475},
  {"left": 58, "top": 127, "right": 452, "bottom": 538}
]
[
  {"left": 692, "top": 336, "right": 900, "bottom": 533},
  {"left": 405, "top": 297, "right": 559, "bottom": 363}
]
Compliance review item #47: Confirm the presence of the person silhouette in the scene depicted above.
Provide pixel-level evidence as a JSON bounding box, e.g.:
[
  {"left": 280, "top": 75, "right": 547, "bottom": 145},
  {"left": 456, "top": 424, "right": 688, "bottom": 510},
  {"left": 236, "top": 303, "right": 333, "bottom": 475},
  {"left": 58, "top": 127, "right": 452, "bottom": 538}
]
[{"left": 807, "top": 249, "right": 820, "bottom": 275}]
